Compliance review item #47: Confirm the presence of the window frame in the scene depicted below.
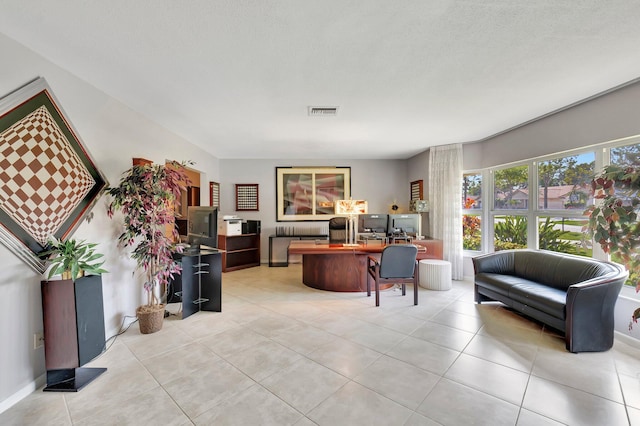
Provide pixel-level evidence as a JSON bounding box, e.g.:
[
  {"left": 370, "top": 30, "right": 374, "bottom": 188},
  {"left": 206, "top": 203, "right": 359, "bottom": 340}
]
[{"left": 462, "top": 170, "right": 487, "bottom": 253}]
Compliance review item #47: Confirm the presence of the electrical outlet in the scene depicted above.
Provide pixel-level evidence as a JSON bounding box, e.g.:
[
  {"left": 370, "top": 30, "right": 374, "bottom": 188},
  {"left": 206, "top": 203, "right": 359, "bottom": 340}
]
[{"left": 33, "top": 331, "right": 44, "bottom": 349}]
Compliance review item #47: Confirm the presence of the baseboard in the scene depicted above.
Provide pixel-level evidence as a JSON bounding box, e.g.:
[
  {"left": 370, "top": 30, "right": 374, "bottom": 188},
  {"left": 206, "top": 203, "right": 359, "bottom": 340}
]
[
  {"left": 615, "top": 330, "right": 640, "bottom": 349},
  {"left": 0, "top": 373, "right": 46, "bottom": 415}
]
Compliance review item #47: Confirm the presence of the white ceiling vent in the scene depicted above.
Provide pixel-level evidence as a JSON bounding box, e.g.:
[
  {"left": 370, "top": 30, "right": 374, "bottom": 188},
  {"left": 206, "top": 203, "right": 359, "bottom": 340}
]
[{"left": 308, "top": 106, "right": 338, "bottom": 116}]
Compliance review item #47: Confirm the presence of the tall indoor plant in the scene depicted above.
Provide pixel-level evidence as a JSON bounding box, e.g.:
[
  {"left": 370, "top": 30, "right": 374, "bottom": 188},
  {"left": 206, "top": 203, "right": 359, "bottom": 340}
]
[
  {"left": 585, "top": 163, "right": 640, "bottom": 328},
  {"left": 107, "top": 160, "right": 190, "bottom": 334}
]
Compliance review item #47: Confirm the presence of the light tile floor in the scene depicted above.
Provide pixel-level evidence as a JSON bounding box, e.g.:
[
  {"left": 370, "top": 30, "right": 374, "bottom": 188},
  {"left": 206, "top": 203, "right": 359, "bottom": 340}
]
[{"left": 3, "top": 265, "right": 640, "bottom": 425}]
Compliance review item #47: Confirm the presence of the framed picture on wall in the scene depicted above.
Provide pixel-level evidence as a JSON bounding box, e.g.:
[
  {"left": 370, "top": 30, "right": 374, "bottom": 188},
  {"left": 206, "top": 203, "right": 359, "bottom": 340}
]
[
  {"left": 235, "top": 183, "right": 259, "bottom": 211},
  {"left": 210, "top": 181, "right": 220, "bottom": 209},
  {"left": 0, "top": 77, "right": 107, "bottom": 273},
  {"left": 276, "top": 166, "right": 351, "bottom": 221},
  {"left": 410, "top": 179, "right": 423, "bottom": 200}
]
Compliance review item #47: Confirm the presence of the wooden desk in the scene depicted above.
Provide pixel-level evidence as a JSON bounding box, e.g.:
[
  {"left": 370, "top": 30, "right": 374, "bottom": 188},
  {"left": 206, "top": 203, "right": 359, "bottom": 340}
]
[{"left": 288, "top": 239, "right": 443, "bottom": 292}]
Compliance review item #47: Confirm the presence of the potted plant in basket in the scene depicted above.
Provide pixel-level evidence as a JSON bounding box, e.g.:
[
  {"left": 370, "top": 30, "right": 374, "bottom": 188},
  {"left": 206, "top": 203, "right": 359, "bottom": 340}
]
[
  {"left": 106, "top": 161, "right": 190, "bottom": 334},
  {"left": 585, "top": 163, "right": 640, "bottom": 328}
]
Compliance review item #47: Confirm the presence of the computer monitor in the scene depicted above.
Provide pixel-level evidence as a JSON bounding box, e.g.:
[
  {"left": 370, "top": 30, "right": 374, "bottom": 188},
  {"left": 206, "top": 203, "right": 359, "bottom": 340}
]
[
  {"left": 187, "top": 206, "right": 218, "bottom": 248},
  {"left": 357, "top": 214, "right": 388, "bottom": 235},
  {"left": 388, "top": 213, "right": 420, "bottom": 236}
]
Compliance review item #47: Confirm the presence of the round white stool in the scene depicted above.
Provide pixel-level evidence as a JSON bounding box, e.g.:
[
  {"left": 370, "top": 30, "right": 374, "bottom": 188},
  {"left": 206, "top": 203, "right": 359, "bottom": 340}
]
[{"left": 419, "top": 259, "right": 452, "bottom": 291}]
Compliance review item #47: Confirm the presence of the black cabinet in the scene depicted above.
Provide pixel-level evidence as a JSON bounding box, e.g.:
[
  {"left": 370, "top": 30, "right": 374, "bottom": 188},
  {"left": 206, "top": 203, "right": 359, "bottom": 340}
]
[
  {"left": 41, "top": 275, "right": 107, "bottom": 391},
  {"left": 170, "top": 250, "right": 222, "bottom": 320}
]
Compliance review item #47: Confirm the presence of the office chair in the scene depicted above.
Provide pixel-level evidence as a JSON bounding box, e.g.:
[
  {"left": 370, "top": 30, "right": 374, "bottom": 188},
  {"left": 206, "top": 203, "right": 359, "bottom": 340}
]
[
  {"left": 367, "top": 244, "right": 419, "bottom": 306},
  {"left": 329, "top": 216, "right": 348, "bottom": 244}
]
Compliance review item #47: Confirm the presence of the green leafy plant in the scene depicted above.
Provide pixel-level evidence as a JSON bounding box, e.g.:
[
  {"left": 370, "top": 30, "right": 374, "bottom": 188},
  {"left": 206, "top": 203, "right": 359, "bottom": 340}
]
[
  {"left": 538, "top": 217, "right": 577, "bottom": 254},
  {"left": 39, "top": 237, "right": 107, "bottom": 280},
  {"left": 462, "top": 198, "right": 481, "bottom": 250},
  {"left": 106, "top": 161, "right": 190, "bottom": 312},
  {"left": 584, "top": 164, "right": 640, "bottom": 328},
  {"left": 494, "top": 215, "right": 527, "bottom": 250}
]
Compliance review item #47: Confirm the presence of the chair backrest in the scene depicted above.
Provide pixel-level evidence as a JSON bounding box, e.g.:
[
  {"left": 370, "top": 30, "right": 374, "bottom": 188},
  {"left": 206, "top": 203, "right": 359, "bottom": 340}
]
[
  {"left": 379, "top": 244, "right": 418, "bottom": 278},
  {"left": 329, "top": 216, "right": 348, "bottom": 243}
]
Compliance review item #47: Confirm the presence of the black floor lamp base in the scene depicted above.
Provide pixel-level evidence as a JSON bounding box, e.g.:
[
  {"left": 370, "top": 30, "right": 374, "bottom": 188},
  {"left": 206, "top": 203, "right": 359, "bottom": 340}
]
[{"left": 43, "top": 367, "right": 107, "bottom": 392}]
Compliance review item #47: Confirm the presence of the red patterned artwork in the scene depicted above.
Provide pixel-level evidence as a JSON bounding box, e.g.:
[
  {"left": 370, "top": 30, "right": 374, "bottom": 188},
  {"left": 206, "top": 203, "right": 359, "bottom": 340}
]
[
  {"left": 0, "top": 106, "right": 95, "bottom": 245},
  {"left": 0, "top": 78, "right": 107, "bottom": 273}
]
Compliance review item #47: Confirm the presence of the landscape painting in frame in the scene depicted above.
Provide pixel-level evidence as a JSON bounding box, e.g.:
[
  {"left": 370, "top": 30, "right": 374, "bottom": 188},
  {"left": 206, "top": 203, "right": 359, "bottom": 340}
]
[
  {"left": 0, "top": 78, "right": 107, "bottom": 273},
  {"left": 276, "top": 167, "right": 351, "bottom": 221}
]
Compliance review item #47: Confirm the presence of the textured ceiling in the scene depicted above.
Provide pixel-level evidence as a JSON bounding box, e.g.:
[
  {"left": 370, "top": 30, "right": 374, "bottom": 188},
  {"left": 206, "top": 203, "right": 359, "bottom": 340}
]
[{"left": 2, "top": 1, "right": 640, "bottom": 159}]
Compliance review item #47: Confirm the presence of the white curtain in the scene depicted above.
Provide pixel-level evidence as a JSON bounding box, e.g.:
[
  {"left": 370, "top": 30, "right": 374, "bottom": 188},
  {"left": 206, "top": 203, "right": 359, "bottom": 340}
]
[{"left": 428, "top": 144, "right": 464, "bottom": 280}]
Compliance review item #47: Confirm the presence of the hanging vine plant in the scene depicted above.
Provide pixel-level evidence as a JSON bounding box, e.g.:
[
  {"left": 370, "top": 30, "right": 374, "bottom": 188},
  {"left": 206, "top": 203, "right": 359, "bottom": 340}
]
[{"left": 584, "top": 164, "right": 640, "bottom": 328}]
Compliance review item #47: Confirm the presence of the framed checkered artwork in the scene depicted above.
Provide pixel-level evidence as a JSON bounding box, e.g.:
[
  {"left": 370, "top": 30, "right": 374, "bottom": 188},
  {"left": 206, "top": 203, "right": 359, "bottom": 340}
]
[
  {"left": 410, "top": 180, "right": 423, "bottom": 201},
  {"left": 235, "top": 184, "right": 258, "bottom": 211},
  {"left": 0, "top": 78, "right": 107, "bottom": 273},
  {"left": 210, "top": 181, "right": 220, "bottom": 209}
]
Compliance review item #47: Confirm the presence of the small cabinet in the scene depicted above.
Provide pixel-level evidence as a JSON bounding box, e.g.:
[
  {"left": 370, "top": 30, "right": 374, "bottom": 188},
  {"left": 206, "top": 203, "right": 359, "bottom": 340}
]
[
  {"left": 218, "top": 233, "right": 260, "bottom": 272},
  {"left": 170, "top": 250, "right": 222, "bottom": 319},
  {"left": 41, "top": 275, "right": 107, "bottom": 391}
]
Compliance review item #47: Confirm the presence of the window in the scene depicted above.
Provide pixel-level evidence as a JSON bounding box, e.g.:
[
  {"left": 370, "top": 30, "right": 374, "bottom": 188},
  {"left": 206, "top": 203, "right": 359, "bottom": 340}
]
[
  {"left": 538, "top": 153, "right": 595, "bottom": 210},
  {"left": 537, "top": 216, "right": 591, "bottom": 256},
  {"left": 608, "top": 141, "right": 640, "bottom": 277},
  {"left": 494, "top": 215, "right": 527, "bottom": 251},
  {"left": 611, "top": 142, "right": 640, "bottom": 167},
  {"left": 465, "top": 137, "right": 640, "bottom": 285},
  {"left": 462, "top": 173, "right": 482, "bottom": 250},
  {"left": 493, "top": 165, "right": 528, "bottom": 210}
]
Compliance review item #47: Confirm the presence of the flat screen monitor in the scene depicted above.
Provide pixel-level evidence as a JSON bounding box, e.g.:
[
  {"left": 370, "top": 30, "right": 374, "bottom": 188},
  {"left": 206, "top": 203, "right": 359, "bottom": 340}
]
[
  {"left": 357, "top": 214, "right": 388, "bottom": 234},
  {"left": 388, "top": 213, "right": 420, "bottom": 236},
  {"left": 187, "top": 206, "right": 218, "bottom": 248}
]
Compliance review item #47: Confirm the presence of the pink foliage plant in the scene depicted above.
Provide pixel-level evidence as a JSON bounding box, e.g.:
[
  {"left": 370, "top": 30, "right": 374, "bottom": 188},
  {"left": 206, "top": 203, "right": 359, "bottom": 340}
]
[{"left": 107, "top": 161, "right": 190, "bottom": 309}]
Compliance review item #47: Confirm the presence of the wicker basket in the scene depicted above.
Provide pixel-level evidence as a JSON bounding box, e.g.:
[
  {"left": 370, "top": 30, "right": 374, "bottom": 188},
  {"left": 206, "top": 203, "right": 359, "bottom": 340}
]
[{"left": 136, "top": 304, "right": 165, "bottom": 334}]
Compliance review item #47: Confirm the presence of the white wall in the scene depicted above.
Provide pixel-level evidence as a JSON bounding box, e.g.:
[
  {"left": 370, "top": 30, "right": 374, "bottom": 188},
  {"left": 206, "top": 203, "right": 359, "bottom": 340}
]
[
  {"left": 0, "top": 33, "right": 221, "bottom": 408},
  {"left": 463, "top": 80, "right": 640, "bottom": 170},
  {"left": 220, "top": 159, "right": 409, "bottom": 262}
]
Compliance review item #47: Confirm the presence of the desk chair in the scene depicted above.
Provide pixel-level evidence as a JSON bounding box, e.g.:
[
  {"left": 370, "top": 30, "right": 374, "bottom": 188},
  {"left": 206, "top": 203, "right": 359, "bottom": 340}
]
[
  {"left": 329, "top": 216, "right": 348, "bottom": 244},
  {"left": 367, "top": 244, "right": 419, "bottom": 307}
]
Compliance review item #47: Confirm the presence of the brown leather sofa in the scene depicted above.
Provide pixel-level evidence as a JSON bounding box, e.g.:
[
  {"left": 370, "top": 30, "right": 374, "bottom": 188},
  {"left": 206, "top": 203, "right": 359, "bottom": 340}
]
[{"left": 473, "top": 249, "right": 627, "bottom": 353}]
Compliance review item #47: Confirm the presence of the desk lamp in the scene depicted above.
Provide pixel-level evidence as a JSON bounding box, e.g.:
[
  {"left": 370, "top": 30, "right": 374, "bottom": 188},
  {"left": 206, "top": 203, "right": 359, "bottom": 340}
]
[
  {"left": 409, "top": 199, "right": 430, "bottom": 239},
  {"left": 335, "top": 199, "right": 368, "bottom": 246}
]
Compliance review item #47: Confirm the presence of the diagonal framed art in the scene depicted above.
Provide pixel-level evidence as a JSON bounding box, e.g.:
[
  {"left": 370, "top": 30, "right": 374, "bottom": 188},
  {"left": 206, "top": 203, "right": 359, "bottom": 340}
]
[{"left": 0, "top": 77, "right": 107, "bottom": 273}]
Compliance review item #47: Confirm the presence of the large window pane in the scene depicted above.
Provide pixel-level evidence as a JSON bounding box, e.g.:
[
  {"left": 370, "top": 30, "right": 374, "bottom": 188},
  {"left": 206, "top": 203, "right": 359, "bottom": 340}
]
[
  {"left": 462, "top": 173, "right": 482, "bottom": 209},
  {"left": 463, "top": 214, "right": 481, "bottom": 250},
  {"left": 494, "top": 215, "right": 527, "bottom": 251},
  {"left": 537, "top": 216, "right": 591, "bottom": 256},
  {"left": 538, "top": 153, "right": 595, "bottom": 210},
  {"left": 611, "top": 142, "right": 640, "bottom": 167},
  {"left": 608, "top": 142, "right": 639, "bottom": 288},
  {"left": 494, "top": 165, "right": 528, "bottom": 210}
]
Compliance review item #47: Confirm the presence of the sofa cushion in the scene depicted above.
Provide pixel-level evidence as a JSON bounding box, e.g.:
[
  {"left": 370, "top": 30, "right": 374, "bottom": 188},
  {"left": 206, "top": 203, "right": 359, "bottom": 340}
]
[
  {"left": 513, "top": 251, "right": 563, "bottom": 287},
  {"left": 475, "top": 273, "right": 539, "bottom": 298},
  {"left": 551, "top": 256, "right": 615, "bottom": 290},
  {"left": 509, "top": 282, "right": 566, "bottom": 320},
  {"left": 511, "top": 250, "right": 616, "bottom": 291}
]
